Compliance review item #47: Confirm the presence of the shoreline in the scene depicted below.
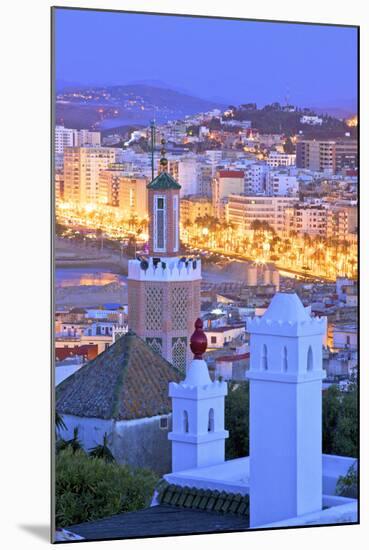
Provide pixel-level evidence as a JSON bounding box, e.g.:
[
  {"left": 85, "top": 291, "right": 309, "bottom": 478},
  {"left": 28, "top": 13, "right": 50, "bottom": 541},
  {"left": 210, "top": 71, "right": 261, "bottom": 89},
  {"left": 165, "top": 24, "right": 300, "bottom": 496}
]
[{"left": 56, "top": 258, "right": 128, "bottom": 275}]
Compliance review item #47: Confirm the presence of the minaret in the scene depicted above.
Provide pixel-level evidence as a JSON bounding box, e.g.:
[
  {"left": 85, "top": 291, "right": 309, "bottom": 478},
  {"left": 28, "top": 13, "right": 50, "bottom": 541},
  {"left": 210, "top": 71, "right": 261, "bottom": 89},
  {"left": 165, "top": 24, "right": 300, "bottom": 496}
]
[
  {"left": 127, "top": 140, "right": 201, "bottom": 372},
  {"left": 246, "top": 292, "right": 326, "bottom": 527},
  {"left": 168, "top": 319, "right": 228, "bottom": 472}
]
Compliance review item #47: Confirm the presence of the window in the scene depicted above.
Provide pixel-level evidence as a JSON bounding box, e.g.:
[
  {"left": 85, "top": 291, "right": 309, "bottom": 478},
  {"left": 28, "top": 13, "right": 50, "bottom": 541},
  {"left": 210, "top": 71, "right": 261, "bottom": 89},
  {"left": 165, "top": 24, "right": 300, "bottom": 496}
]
[
  {"left": 173, "top": 195, "right": 179, "bottom": 252},
  {"left": 211, "top": 336, "right": 217, "bottom": 344},
  {"left": 159, "top": 416, "right": 168, "bottom": 430},
  {"left": 154, "top": 195, "right": 165, "bottom": 251}
]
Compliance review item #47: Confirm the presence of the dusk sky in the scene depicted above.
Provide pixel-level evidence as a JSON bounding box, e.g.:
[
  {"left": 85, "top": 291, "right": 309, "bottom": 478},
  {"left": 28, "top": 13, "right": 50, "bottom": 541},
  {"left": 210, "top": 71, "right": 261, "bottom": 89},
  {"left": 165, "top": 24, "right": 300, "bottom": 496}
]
[{"left": 55, "top": 8, "right": 358, "bottom": 109}]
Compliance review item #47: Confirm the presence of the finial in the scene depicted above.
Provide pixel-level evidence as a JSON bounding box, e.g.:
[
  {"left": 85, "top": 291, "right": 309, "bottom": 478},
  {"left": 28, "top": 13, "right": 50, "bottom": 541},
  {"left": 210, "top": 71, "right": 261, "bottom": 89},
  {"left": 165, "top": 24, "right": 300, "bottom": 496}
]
[
  {"left": 190, "top": 318, "right": 207, "bottom": 359},
  {"left": 159, "top": 137, "right": 168, "bottom": 171}
]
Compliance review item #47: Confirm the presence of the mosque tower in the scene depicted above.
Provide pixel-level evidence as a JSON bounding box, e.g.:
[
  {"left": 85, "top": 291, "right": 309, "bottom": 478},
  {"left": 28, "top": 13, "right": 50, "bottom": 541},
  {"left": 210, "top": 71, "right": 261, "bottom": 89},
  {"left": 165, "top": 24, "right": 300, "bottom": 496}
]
[
  {"left": 246, "top": 292, "right": 326, "bottom": 527},
  {"left": 168, "top": 318, "right": 228, "bottom": 471},
  {"left": 127, "top": 140, "right": 201, "bottom": 372}
]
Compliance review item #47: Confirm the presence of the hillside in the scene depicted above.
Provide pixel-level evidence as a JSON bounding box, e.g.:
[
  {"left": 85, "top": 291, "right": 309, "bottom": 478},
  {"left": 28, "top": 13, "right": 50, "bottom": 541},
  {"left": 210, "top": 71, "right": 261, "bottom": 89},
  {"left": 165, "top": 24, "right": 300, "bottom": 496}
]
[{"left": 56, "top": 83, "right": 225, "bottom": 130}]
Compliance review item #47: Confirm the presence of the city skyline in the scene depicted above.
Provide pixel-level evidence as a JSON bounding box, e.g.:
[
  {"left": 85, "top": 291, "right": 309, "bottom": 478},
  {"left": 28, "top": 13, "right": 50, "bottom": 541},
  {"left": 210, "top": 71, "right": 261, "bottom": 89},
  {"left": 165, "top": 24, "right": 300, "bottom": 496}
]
[{"left": 55, "top": 8, "right": 358, "bottom": 111}]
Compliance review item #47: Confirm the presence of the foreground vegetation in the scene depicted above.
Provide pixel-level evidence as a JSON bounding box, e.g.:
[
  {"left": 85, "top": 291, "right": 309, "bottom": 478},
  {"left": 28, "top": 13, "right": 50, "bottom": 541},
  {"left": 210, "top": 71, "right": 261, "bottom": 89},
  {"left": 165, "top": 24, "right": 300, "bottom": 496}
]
[{"left": 55, "top": 448, "right": 158, "bottom": 528}]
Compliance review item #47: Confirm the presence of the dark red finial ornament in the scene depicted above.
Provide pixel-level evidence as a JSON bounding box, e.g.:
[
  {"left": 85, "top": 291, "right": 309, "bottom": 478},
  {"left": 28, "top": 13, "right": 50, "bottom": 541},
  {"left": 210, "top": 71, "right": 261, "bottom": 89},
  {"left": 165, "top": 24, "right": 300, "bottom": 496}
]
[{"left": 190, "top": 318, "right": 208, "bottom": 359}]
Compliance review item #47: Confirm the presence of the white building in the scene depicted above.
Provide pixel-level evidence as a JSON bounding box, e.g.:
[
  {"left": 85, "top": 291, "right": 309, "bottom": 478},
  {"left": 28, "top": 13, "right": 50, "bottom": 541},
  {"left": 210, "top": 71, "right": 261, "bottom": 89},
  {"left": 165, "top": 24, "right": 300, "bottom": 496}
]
[
  {"left": 164, "top": 293, "right": 356, "bottom": 530},
  {"left": 244, "top": 163, "right": 269, "bottom": 195},
  {"left": 300, "top": 115, "right": 323, "bottom": 125},
  {"left": 227, "top": 195, "right": 296, "bottom": 234},
  {"left": 77, "top": 129, "right": 101, "bottom": 147},
  {"left": 266, "top": 151, "right": 296, "bottom": 167},
  {"left": 265, "top": 170, "right": 299, "bottom": 196},
  {"left": 169, "top": 319, "right": 228, "bottom": 471},
  {"left": 205, "top": 324, "right": 245, "bottom": 349},
  {"left": 247, "top": 293, "right": 326, "bottom": 526},
  {"left": 55, "top": 126, "right": 101, "bottom": 155},
  {"left": 168, "top": 156, "right": 199, "bottom": 196},
  {"left": 55, "top": 126, "right": 77, "bottom": 155},
  {"left": 332, "top": 324, "right": 357, "bottom": 351}
]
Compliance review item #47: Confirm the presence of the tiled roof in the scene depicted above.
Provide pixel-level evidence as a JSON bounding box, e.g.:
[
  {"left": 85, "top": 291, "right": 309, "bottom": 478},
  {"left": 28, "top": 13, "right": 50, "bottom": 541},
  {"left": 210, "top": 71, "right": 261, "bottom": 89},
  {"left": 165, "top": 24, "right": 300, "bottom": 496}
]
[
  {"left": 156, "top": 480, "right": 249, "bottom": 517},
  {"left": 56, "top": 331, "right": 182, "bottom": 420},
  {"left": 147, "top": 171, "right": 181, "bottom": 190},
  {"left": 67, "top": 504, "right": 249, "bottom": 541}
]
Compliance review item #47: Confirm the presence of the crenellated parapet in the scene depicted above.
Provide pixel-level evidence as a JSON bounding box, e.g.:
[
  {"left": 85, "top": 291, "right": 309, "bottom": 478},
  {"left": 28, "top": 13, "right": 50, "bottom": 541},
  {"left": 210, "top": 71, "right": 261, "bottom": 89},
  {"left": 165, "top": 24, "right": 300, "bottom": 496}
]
[
  {"left": 128, "top": 256, "right": 202, "bottom": 282},
  {"left": 247, "top": 314, "right": 326, "bottom": 337}
]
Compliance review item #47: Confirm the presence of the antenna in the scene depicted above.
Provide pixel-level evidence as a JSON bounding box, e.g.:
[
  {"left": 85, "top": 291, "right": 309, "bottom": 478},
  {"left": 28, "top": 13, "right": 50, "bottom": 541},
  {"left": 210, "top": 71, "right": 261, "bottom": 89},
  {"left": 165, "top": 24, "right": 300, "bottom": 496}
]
[
  {"left": 285, "top": 87, "right": 290, "bottom": 107},
  {"left": 150, "top": 119, "right": 156, "bottom": 181}
]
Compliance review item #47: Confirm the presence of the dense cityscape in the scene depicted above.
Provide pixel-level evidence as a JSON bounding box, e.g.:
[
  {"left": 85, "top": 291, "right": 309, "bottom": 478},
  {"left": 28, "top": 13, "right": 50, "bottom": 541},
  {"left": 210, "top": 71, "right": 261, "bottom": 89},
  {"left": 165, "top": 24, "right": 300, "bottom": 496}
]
[
  {"left": 55, "top": 98, "right": 358, "bottom": 371},
  {"left": 53, "top": 8, "right": 358, "bottom": 542}
]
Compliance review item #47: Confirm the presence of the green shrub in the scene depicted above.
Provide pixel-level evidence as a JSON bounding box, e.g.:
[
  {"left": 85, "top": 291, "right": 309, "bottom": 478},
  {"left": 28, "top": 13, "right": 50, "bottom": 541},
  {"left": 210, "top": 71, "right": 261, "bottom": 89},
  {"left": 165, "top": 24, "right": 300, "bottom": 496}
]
[
  {"left": 336, "top": 462, "right": 358, "bottom": 498},
  {"left": 55, "top": 448, "right": 158, "bottom": 528},
  {"left": 225, "top": 381, "right": 249, "bottom": 459},
  {"left": 322, "top": 372, "right": 358, "bottom": 458}
]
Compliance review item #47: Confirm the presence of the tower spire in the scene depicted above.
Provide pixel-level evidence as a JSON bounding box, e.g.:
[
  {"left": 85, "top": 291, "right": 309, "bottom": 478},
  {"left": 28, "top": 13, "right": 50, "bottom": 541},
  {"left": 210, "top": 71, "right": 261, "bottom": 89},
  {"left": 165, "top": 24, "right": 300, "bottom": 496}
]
[{"left": 159, "top": 137, "right": 168, "bottom": 173}]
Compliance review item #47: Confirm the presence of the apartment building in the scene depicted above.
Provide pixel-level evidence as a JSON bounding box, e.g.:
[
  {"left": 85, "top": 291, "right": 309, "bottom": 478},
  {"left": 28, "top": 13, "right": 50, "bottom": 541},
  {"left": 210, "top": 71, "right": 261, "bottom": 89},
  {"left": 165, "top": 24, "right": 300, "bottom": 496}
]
[
  {"left": 284, "top": 204, "right": 328, "bottom": 237},
  {"left": 55, "top": 126, "right": 77, "bottom": 155},
  {"left": 296, "top": 140, "right": 336, "bottom": 173},
  {"left": 99, "top": 166, "right": 148, "bottom": 219},
  {"left": 63, "top": 147, "right": 116, "bottom": 205},
  {"left": 180, "top": 195, "right": 213, "bottom": 225},
  {"left": 296, "top": 139, "right": 357, "bottom": 174},
  {"left": 168, "top": 156, "right": 198, "bottom": 196},
  {"left": 266, "top": 152, "right": 296, "bottom": 168},
  {"left": 244, "top": 163, "right": 269, "bottom": 195},
  {"left": 335, "top": 140, "right": 358, "bottom": 173},
  {"left": 265, "top": 170, "right": 299, "bottom": 196},
  {"left": 55, "top": 126, "right": 101, "bottom": 155},
  {"left": 226, "top": 195, "right": 295, "bottom": 234}
]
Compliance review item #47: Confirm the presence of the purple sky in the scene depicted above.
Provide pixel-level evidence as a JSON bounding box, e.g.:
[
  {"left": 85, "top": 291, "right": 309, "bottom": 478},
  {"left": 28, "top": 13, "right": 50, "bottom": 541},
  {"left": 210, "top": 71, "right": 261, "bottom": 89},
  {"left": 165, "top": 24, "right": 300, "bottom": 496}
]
[{"left": 54, "top": 8, "right": 358, "bottom": 109}]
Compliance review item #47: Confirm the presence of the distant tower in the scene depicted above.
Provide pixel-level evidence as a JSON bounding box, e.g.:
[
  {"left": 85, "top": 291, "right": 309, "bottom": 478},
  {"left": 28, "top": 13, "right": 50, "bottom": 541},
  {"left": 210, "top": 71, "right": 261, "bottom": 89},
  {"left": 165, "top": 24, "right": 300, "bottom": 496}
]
[
  {"left": 246, "top": 292, "right": 326, "bottom": 527},
  {"left": 168, "top": 319, "right": 228, "bottom": 472},
  {"left": 127, "top": 141, "right": 201, "bottom": 371}
]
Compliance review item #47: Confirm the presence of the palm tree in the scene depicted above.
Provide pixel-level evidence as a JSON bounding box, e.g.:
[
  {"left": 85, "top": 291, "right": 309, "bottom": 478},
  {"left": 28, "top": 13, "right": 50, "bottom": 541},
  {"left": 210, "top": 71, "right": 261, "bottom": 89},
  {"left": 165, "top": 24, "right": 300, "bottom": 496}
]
[
  {"left": 55, "top": 411, "right": 66, "bottom": 435},
  {"left": 128, "top": 214, "right": 138, "bottom": 232},
  {"left": 89, "top": 432, "right": 115, "bottom": 463},
  {"left": 56, "top": 426, "right": 83, "bottom": 454}
]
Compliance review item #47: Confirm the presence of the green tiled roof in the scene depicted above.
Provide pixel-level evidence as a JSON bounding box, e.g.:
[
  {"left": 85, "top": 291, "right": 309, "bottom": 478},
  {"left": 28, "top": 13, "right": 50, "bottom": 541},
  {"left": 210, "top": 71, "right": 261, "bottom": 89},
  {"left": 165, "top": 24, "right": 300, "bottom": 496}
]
[
  {"left": 147, "top": 171, "right": 181, "bottom": 190},
  {"left": 156, "top": 480, "right": 249, "bottom": 518}
]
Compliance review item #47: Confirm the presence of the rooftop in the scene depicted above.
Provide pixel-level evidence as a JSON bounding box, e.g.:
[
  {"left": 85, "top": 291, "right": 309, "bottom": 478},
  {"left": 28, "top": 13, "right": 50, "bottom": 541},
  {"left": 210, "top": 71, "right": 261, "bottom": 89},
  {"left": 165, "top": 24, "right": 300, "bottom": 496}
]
[
  {"left": 205, "top": 323, "right": 245, "bottom": 333},
  {"left": 147, "top": 171, "right": 181, "bottom": 190},
  {"left": 66, "top": 504, "right": 249, "bottom": 541},
  {"left": 56, "top": 331, "right": 182, "bottom": 420}
]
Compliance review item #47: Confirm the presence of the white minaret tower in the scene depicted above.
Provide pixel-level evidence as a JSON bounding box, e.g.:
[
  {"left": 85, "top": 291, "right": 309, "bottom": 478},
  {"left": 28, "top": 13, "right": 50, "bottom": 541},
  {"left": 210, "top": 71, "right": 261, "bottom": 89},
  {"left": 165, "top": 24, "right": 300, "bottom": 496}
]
[
  {"left": 246, "top": 292, "right": 326, "bottom": 527},
  {"left": 168, "top": 319, "right": 228, "bottom": 472}
]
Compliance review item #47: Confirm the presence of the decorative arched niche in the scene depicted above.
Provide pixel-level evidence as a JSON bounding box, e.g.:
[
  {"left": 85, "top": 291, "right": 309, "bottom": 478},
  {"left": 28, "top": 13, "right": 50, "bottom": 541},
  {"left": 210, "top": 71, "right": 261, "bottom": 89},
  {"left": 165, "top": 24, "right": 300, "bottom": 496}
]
[
  {"left": 261, "top": 344, "right": 268, "bottom": 370},
  {"left": 208, "top": 408, "right": 214, "bottom": 432},
  {"left": 307, "top": 346, "right": 313, "bottom": 371},
  {"left": 282, "top": 346, "right": 288, "bottom": 372},
  {"left": 183, "top": 410, "right": 189, "bottom": 433}
]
